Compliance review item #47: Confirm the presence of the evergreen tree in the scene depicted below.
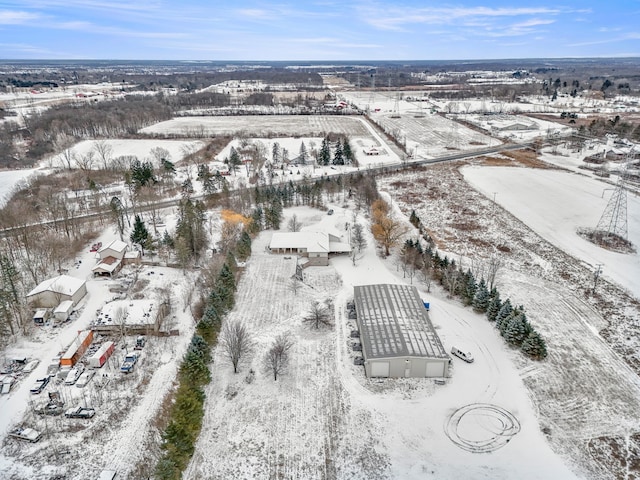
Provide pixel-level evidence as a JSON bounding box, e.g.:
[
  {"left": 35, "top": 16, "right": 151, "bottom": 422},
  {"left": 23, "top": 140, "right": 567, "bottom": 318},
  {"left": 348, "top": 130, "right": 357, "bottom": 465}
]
[
  {"left": 472, "top": 278, "right": 490, "bottom": 313},
  {"left": 462, "top": 270, "right": 477, "bottom": 305},
  {"left": 161, "top": 158, "right": 176, "bottom": 180},
  {"left": 495, "top": 299, "right": 513, "bottom": 331},
  {"left": 130, "top": 214, "right": 151, "bottom": 255},
  {"left": 503, "top": 311, "right": 530, "bottom": 345},
  {"left": 343, "top": 138, "right": 353, "bottom": 164},
  {"left": 272, "top": 142, "right": 280, "bottom": 163},
  {"left": 299, "top": 141, "right": 308, "bottom": 164},
  {"left": 264, "top": 197, "right": 283, "bottom": 229},
  {"left": 228, "top": 147, "right": 242, "bottom": 174},
  {"left": 216, "top": 263, "right": 236, "bottom": 312},
  {"left": 236, "top": 231, "right": 252, "bottom": 261},
  {"left": 319, "top": 137, "right": 331, "bottom": 165},
  {"left": 333, "top": 139, "right": 344, "bottom": 165},
  {"left": 130, "top": 159, "right": 156, "bottom": 188},
  {"left": 486, "top": 290, "right": 502, "bottom": 322},
  {"left": 521, "top": 331, "right": 548, "bottom": 360}
]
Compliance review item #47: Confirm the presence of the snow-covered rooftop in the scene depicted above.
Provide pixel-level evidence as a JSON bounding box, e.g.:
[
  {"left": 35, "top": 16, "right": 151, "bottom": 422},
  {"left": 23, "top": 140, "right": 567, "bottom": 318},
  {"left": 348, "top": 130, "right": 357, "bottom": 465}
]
[
  {"left": 95, "top": 299, "right": 158, "bottom": 327},
  {"left": 354, "top": 284, "right": 448, "bottom": 360},
  {"left": 270, "top": 231, "right": 351, "bottom": 254},
  {"left": 99, "top": 240, "right": 128, "bottom": 255},
  {"left": 26, "top": 274, "right": 86, "bottom": 297}
]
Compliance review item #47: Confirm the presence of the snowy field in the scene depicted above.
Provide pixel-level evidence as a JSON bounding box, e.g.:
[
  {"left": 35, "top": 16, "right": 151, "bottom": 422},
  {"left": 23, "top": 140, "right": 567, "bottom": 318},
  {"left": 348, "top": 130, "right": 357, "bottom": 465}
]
[
  {"left": 186, "top": 205, "right": 579, "bottom": 480},
  {"left": 463, "top": 113, "right": 574, "bottom": 141},
  {"left": 377, "top": 162, "right": 640, "bottom": 479},
  {"left": 0, "top": 168, "right": 42, "bottom": 207},
  {"left": 462, "top": 166, "right": 640, "bottom": 297},
  {"left": 139, "top": 115, "right": 371, "bottom": 137},
  {"left": 45, "top": 139, "right": 205, "bottom": 170}
]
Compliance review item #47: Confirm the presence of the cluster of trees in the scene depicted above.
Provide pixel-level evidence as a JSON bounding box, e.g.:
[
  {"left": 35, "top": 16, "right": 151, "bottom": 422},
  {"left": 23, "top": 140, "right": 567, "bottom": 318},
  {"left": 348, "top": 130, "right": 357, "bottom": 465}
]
[
  {"left": 318, "top": 136, "right": 354, "bottom": 166},
  {"left": 23, "top": 97, "right": 172, "bottom": 160},
  {"left": 156, "top": 230, "right": 247, "bottom": 479},
  {"left": 580, "top": 117, "right": 640, "bottom": 141},
  {"left": 403, "top": 211, "right": 548, "bottom": 360}
]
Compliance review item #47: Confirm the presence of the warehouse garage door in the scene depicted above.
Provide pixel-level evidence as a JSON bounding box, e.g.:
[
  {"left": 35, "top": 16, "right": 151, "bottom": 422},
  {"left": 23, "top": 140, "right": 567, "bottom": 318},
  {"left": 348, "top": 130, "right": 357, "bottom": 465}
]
[
  {"left": 370, "top": 362, "right": 390, "bottom": 377},
  {"left": 426, "top": 361, "right": 445, "bottom": 377}
]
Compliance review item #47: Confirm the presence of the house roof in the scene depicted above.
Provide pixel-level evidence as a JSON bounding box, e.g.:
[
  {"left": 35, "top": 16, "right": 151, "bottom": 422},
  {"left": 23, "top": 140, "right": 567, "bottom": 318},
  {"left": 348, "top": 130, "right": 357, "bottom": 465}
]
[
  {"left": 354, "top": 284, "right": 448, "bottom": 360},
  {"left": 98, "top": 240, "right": 127, "bottom": 255},
  {"left": 27, "top": 275, "right": 86, "bottom": 298},
  {"left": 54, "top": 300, "right": 74, "bottom": 314},
  {"left": 92, "top": 256, "right": 122, "bottom": 273},
  {"left": 270, "top": 231, "right": 351, "bottom": 254}
]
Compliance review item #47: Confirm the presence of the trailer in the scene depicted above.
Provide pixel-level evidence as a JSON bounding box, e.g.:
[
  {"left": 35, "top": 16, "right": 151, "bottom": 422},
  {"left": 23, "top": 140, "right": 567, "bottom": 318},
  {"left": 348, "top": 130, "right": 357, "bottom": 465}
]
[
  {"left": 60, "top": 330, "right": 94, "bottom": 367},
  {"left": 88, "top": 341, "right": 115, "bottom": 368}
]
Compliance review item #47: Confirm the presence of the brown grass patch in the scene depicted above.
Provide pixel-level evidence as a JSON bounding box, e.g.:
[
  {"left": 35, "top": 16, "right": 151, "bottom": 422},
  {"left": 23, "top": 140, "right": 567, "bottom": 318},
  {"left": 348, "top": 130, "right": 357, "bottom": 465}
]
[
  {"left": 450, "top": 221, "right": 481, "bottom": 231},
  {"left": 496, "top": 244, "right": 511, "bottom": 253},
  {"left": 468, "top": 237, "right": 492, "bottom": 248},
  {"left": 389, "top": 180, "right": 412, "bottom": 189}
]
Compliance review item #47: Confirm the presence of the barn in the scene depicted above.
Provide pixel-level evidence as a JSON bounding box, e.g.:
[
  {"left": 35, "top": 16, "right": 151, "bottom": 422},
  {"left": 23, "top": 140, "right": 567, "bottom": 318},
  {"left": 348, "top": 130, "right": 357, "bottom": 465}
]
[
  {"left": 353, "top": 284, "right": 449, "bottom": 378},
  {"left": 26, "top": 275, "right": 87, "bottom": 308}
]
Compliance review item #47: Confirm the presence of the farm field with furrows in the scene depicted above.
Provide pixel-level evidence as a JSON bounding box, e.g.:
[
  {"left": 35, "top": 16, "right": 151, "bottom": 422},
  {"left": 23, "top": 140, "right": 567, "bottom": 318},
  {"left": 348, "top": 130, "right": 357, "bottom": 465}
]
[
  {"left": 377, "top": 159, "right": 640, "bottom": 479},
  {"left": 139, "top": 115, "right": 371, "bottom": 137}
]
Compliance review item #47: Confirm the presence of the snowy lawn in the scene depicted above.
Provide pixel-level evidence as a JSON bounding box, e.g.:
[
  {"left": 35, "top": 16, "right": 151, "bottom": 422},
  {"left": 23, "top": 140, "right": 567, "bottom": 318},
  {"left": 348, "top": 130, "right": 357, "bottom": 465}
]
[{"left": 186, "top": 205, "right": 578, "bottom": 480}]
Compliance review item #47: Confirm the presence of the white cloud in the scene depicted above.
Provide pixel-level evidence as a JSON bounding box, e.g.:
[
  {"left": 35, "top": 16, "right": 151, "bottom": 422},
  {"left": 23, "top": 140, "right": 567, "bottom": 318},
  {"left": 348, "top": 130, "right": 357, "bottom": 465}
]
[{"left": 0, "top": 10, "right": 41, "bottom": 24}]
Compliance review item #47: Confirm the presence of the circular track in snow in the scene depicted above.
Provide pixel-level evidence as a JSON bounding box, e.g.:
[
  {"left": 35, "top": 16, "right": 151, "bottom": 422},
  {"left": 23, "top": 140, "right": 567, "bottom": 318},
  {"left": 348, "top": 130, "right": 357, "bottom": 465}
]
[{"left": 445, "top": 403, "right": 521, "bottom": 453}]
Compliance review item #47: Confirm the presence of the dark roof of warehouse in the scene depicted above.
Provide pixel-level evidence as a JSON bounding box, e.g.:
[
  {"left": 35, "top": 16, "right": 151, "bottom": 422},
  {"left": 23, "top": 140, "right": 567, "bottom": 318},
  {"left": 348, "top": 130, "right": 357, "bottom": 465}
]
[{"left": 353, "top": 284, "right": 448, "bottom": 360}]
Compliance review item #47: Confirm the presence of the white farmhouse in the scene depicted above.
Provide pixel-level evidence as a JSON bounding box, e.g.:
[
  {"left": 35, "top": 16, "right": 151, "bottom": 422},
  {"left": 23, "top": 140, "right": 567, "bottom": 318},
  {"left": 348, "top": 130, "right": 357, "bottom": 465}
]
[{"left": 269, "top": 231, "right": 351, "bottom": 266}]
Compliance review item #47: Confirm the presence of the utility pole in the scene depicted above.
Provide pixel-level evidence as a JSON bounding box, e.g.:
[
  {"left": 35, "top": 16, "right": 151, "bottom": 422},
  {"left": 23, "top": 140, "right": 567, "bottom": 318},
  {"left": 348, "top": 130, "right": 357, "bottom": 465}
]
[{"left": 592, "top": 264, "right": 603, "bottom": 294}]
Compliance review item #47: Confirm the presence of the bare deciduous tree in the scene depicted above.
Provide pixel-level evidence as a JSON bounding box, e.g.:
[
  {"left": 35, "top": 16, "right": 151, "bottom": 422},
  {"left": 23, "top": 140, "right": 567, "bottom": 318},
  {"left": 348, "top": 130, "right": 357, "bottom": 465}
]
[
  {"left": 220, "top": 320, "right": 254, "bottom": 374},
  {"left": 287, "top": 214, "right": 302, "bottom": 232},
  {"left": 263, "top": 333, "right": 294, "bottom": 381},
  {"left": 486, "top": 253, "right": 503, "bottom": 291},
  {"left": 288, "top": 277, "right": 302, "bottom": 295},
  {"left": 302, "top": 300, "right": 334, "bottom": 330}
]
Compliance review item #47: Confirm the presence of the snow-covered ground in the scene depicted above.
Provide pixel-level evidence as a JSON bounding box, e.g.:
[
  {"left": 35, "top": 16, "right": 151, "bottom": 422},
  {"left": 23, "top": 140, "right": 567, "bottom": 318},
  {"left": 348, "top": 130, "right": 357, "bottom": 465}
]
[
  {"left": 0, "top": 168, "right": 41, "bottom": 207},
  {"left": 45, "top": 138, "right": 205, "bottom": 170},
  {"left": 185, "top": 205, "right": 580, "bottom": 480},
  {"left": 462, "top": 166, "right": 640, "bottom": 297}
]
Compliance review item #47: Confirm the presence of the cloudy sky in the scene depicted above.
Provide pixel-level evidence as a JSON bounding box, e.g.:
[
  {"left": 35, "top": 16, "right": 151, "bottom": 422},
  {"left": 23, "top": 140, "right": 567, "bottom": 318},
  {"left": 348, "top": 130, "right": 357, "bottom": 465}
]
[{"left": 0, "top": 0, "right": 638, "bottom": 60}]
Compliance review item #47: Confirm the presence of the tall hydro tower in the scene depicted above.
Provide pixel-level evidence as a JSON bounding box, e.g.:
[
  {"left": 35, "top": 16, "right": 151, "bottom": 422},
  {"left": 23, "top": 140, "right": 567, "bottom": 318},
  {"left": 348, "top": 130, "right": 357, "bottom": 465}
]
[{"left": 595, "top": 151, "right": 632, "bottom": 242}]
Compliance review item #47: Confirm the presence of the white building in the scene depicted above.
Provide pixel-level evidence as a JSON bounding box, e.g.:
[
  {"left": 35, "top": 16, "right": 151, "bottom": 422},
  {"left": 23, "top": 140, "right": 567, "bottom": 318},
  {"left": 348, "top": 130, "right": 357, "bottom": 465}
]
[
  {"left": 269, "top": 231, "right": 351, "bottom": 266},
  {"left": 353, "top": 284, "right": 449, "bottom": 378},
  {"left": 26, "top": 275, "right": 87, "bottom": 308}
]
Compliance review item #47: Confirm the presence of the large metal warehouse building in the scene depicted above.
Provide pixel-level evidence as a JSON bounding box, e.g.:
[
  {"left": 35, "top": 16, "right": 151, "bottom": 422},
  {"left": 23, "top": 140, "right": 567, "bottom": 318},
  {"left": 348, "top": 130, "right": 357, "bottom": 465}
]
[{"left": 353, "top": 284, "right": 450, "bottom": 378}]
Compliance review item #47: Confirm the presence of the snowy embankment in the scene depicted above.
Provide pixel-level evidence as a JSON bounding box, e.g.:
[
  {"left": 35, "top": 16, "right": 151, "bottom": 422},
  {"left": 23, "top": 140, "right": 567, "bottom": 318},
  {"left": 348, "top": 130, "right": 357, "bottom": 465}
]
[{"left": 462, "top": 166, "right": 640, "bottom": 297}]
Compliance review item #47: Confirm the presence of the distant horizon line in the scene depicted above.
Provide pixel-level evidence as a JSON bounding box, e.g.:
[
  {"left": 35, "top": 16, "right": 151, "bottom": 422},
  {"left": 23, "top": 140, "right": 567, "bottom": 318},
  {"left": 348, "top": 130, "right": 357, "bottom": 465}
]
[{"left": 0, "top": 56, "right": 639, "bottom": 64}]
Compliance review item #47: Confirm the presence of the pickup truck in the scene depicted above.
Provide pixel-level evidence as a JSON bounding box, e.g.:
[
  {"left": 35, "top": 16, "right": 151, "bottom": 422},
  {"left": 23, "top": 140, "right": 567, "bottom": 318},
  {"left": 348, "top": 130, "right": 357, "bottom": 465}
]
[
  {"left": 120, "top": 353, "right": 138, "bottom": 373},
  {"left": 30, "top": 376, "right": 50, "bottom": 394},
  {"left": 65, "top": 406, "right": 96, "bottom": 419},
  {"left": 9, "top": 427, "right": 42, "bottom": 443}
]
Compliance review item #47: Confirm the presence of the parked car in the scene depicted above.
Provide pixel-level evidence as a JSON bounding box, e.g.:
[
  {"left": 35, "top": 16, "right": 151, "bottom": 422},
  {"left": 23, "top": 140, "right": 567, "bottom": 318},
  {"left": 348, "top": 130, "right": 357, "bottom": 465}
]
[
  {"left": 450, "top": 347, "right": 474, "bottom": 363},
  {"left": 35, "top": 392, "right": 65, "bottom": 416},
  {"left": 353, "top": 357, "right": 365, "bottom": 366},
  {"left": 23, "top": 359, "right": 40, "bottom": 374},
  {"left": 9, "top": 426, "right": 42, "bottom": 443},
  {"left": 30, "top": 376, "right": 50, "bottom": 394},
  {"left": 120, "top": 353, "right": 138, "bottom": 373},
  {"left": 352, "top": 343, "right": 362, "bottom": 352},
  {"left": 64, "top": 365, "right": 85, "bottom": 385},
  {"left": 75, "top": 370, "right": 95, "bottom": 388},
  {"left": 327, "top": 209, "right": 334, "bottom": 215},
  {"left": 1, "top": 375, "right": 16, "bottom": 394},
  {"left": 134, "top": 336, "right": 146, "bottom": 350},
  {"left": 64, "top": 406, "right": 96, "bottom": 419}
]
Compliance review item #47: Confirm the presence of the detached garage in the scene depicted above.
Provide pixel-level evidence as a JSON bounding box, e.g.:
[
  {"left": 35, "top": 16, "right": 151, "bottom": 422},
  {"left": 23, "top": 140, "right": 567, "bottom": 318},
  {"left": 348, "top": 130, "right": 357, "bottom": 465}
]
[
  {"left": 26, "top": 275, "right": 87, "bottom": 308},
  {"left": 353, "top": 284, "right": 450, "bottom": 379}
]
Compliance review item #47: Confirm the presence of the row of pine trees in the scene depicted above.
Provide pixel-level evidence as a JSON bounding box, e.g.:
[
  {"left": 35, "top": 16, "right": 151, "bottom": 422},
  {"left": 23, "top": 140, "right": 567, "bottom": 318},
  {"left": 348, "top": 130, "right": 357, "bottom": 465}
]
[
  {"left": 155, "top": 237, "right": 249, "bottom": 479},
  {"left": 407, "top": 210, "right": 548, "bottom": 360}
]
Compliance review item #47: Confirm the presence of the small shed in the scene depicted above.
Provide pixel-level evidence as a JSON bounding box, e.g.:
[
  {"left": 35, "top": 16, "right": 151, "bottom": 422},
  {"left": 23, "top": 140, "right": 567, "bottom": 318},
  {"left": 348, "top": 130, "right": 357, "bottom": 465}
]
[
  {"left": 33, "top": 309, "right": 49, "bottom": 325},
  {"left": 26, "top": 275, "right": 87, "bottom": 308},
  {"left": 98, "top": 240, "right": 128, "bottom": 260},
  {"left": 53, "top": 300, "right": 74, "bottom": 322}
]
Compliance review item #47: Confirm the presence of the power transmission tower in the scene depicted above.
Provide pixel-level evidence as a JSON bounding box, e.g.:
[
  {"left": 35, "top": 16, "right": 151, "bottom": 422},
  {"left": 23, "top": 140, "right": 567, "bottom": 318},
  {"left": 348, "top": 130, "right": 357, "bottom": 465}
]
[
  {"left": 391, "top": 93, "right": 401, "bottom": 118},
  {"left": 595, "top": 151, "right": 632, "bottom": 241},
  {"left": 367, "top": 74, "right": 375, "bottom": 112}
]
